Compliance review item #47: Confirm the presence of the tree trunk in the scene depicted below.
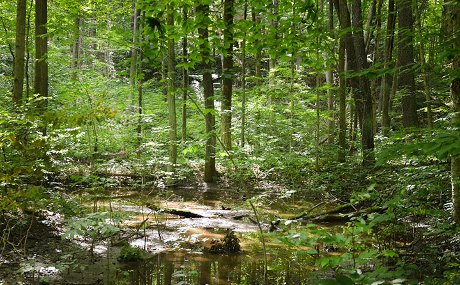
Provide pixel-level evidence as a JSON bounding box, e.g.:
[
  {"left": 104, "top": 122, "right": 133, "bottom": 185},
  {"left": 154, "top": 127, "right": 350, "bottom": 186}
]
[
  {"left": 351, "top": 0, "right": 375, "bottom": 165},
  {"left": 252, "top": 6, "right": 262, "bottom": 86},
  {"left": 13, "top": 0, "right": 27, "bottom": 106},
  {"left": 25, "top": 0, "right": 33, "bottom": 98},
  {"left": 415, "top": 1, "right": 433, "bottom": 130},
  {"left": 182, "top": 8, "right": 188, "bottom": 143},
  {"left": 136, "top": 13, "right": 144, "bottom": 156},
  {"left": 221, "top": 0, "right": 234, "bottom": 150},
  {"left": 71, "top": 17, "right": 83, "bottom": 81},
  {"left": 197, "top": 4, "right": 216, "bottom": 183},
  {"left": 381, "top": 0, "right": 396, "bottom": 135},
  {"left": 34, "top": 0, "right": 48, "bottom": 113},
  {"left": 451, "top": 1, "right": 460, "bottom": 225},
  {"left": 129, "top": 2, "right": 139, "bottom": 109},
  {"left": 338, "top": 37, "right": 347, "bottom": 162},
  {"left": 167, "top": 4, "right": 177, "bottom": 181},
  {"left": 241, "top": 2, "right": 248, "bottom": 147},
  {"left": 397, "top": 0, "right": 418, "bottom": 128},
  {"left": 364, "top": 0, "right": 377, "bottom": 53},
  {"left": 327, "top": 0, "right": 335, "bottom": 145}
]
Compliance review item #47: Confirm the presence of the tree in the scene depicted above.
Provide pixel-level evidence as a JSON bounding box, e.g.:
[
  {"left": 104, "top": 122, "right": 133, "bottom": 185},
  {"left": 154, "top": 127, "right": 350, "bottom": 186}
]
[
  {"left": 397, "top": 0, "right": 418, "bottom": 128},
  {"left": 221, "top": 0, "right": 234, "bottom": 150},
  {"left": 450, "top": 0, "right": 460, "bottom": 224},
  {"left": 13, "top": 0, "right": 26, "bottom": 106},
  {"left": 197, "top": 3, "right": 216, "bottom": 183},
  {"left": 34, "top": 0, "right": 48, "bottom": 113},
  {"left": 129, "top": 1, "right": 139, "bottom": 107},
  {"left": 167, "top": 4, "right": 177, "bottom": 181},
  {"left": 181, "top": 7, "right": 188, "bottom": 143},
  {"left": 334, "top": 0, "right": 375, "bottom": 165},
  {"left": 381, "top": 0, "right": 396, "bottom": 134}
]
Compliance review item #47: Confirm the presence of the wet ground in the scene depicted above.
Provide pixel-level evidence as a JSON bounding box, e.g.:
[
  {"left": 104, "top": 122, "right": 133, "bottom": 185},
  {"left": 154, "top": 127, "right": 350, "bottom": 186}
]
[{"left": 0, "top": 185, "right": 325, "bottom": 284}]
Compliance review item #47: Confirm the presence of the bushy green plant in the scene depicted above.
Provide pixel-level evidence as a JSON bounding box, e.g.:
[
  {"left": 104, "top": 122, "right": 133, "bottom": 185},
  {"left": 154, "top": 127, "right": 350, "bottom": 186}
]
[{"left": 118, "top": 244, "right": 147, "bottom": 262}]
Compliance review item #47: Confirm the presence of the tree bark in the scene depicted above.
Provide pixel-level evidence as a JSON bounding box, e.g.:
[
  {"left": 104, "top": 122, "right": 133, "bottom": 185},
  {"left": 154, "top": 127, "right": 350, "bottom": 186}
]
[
  {"left": 415, "top": 0, "right": 433, "bottom": 130},
  {"left": 129, "top": 2, "right": 139, "bottom": 108},
  {"left": 397, "top": 0, "right": 418, "bottom": 128},
  {"left": 351, "top": 0, "right": 375, "bottom": 165},
  {"left": 381, "top": 0, "right": 396, "bottom": 135},
  {"left": 167, "top": 4, "right": 177, "bottom": 181},
  {"left": 327, "top": 0, "right": 335, "bottom": 145},
  {"left": 197, "top": 4, "right": 216, "bottom": 183},
  {"left": 34, "top": 0, "right": 48, "bottom": 113},
  {"left": 13, "top": 0, "right": 27, "bottom": 106},
  {"left": 335, "top": 0, "right": 374, "bottom": 165},
  {"left": 252, "top": 6, "right": 262, "bottom": 86},
  {"left": 451, "top": 1, "right": 460, "bottom": 225},
  {"left": 221, "top": 0, "right": 234, "bottom": 150},
  {"left": 71, "top": 16, "right": 83, "bottom": 81},
  {"left": 182, "top": 8, "right": 188, "bottom": 143},
  {"left": 338, "top": 37, "right": 347, "bottom": 162},
  {"left": 241, "top": 2, "right": 248, "bottom": 147}
]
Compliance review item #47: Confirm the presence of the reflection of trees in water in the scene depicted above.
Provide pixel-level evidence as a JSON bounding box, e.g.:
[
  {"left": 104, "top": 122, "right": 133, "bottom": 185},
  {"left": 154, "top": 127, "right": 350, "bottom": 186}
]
[{"left": 121, "top": 252, "right": 307, "bottom": 285}]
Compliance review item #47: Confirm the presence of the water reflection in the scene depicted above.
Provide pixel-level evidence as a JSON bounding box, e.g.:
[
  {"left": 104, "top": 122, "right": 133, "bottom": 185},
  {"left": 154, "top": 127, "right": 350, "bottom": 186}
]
[{"left": 119, "top": 251, "right": 310, "bottom": 285}]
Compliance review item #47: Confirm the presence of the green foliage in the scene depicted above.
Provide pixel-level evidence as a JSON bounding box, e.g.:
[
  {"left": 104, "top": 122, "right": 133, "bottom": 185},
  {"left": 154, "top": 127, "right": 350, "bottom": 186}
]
[
  {"left": 64, "top": 211, "right": 128, "bottom": 252},
  {"left": 118, "top": 244, "right": 147, "bottom": 262}
]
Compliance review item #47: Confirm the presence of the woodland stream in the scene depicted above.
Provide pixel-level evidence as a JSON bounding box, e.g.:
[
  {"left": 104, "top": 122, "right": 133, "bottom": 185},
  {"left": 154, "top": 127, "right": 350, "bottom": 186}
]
[{"left": 1, "top": 186, "right": 325, "bottom": 285}]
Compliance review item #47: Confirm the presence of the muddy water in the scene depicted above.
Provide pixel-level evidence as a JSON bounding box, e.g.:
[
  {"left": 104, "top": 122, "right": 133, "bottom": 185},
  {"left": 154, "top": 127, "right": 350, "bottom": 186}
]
[
  {"left": 8, "top": 186, "right": 322, "bottom": 284},
  {"left": 93, "top": 186, "right": 320, "bottom": 285}
]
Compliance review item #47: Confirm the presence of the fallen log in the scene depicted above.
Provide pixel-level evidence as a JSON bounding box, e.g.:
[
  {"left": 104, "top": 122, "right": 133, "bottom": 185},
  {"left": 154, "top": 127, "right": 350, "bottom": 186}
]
[
  {"left": 161, "top": 209, "right": 203, "bottom": 219},
  {"left": 294, "top": 202, "right": 355, "bottom": 220},
  {"left": 304, "top": 206, "right": 387, "bottom": 224}
]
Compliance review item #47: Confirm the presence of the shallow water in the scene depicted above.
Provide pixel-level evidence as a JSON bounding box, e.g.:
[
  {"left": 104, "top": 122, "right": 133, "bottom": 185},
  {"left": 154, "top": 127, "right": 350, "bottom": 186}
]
[{"left": 1, "top": 186, "right": 326, "bottom": 284}]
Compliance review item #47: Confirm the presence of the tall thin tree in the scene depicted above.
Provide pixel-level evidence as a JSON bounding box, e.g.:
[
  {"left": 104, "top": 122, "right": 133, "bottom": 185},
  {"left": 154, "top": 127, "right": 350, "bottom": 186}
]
[
  {"left": 13, "top": 0, "right": 27, "bottom": 106},
  {"left": 450, "top": 0, "right": 460, "bottom": 225},
  {"left": 397, "top": 0, "right": 418, "bottom": 128},
  {"left": 381, "top": 0, "right": 396, "bottom": 135},
  {"left": 221, "top": 0, "right": 234, "bottom": 150},
  {"left": 34, "top": 0, "right": 48, "bottom": 113},
  {"left": 197, "top": 3, "right": 216, "bottom": 182},
  {"left": 167, "top": 4, "right": 177, "bottom": 181}
]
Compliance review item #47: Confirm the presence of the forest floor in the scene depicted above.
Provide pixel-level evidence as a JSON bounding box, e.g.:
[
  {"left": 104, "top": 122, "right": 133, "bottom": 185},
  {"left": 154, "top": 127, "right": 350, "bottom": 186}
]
[{"left": 0, "top": 161, "right": 458, "bottom": 284}]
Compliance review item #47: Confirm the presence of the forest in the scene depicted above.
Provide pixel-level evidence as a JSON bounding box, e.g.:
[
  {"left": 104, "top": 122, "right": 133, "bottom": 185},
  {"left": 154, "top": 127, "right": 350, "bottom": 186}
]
[{"left": 0, "top": 0, "right": 459, "bottom": 284}]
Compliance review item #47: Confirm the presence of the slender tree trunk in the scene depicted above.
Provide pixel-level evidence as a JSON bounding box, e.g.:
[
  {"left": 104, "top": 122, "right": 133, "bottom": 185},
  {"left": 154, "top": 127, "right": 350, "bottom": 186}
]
[
  {"left": 327, "top": 0, "right": 335, "bottom": 144},
  {"left": 13, "top": 0, "right": 27, "bottom": 106},
  {"left": 352, "top": 0, "right": 375, "bottom": 165},
  {"left": 129, "top": 2, "right": 139, "bottom": 109},
  {"left": 136, "top": 13, "right": 144, "bottom": 155},
  {"left": 269, "top": 0, "right": 279, "bottom": 76},
  {"left": 381, "top": 0, "right": 396, "bottom": 135},
  {"left": 415, "top": 1, "right": 433, "bottom": 130},
  {"left": 25, "top": 0, "right": 33, "bottom": 98},
  {"left": 167, "top": 5, "right": 177, "bottom": 181},
  {"left": 397, "top": 0, "right": 418, "bottom": 128},
  {"left": 371, "top": 0, "right": 383, "bottom": 135},
  {"left": 450, "top": 1, "right": 460, "bottom": 225},
  {"left": 252, "top": 7, "right": 262, "bottom": 86},
  {"left": 338, "top": 37, "right": 347, "bottom": 162},
  {"left": 241, "top": 2, "right": 248, "bottom": 147},
  {"left": 221, "top": 0, "right": 234, "bottom": 150},
  {"left": 34, "top": 0, "right": 48, "bottom": 113},
  {"left": 71, "top": 17, "right": 83, "bottom": 81},
  {"left": 197, "top": 4, "right": 216, "bottom": 183},
  {"left": 364, "top": 0, "right": 377, "bottom": 52},
  {"left": 182, "top": 9, "right": 188, "bottom": 143}
]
